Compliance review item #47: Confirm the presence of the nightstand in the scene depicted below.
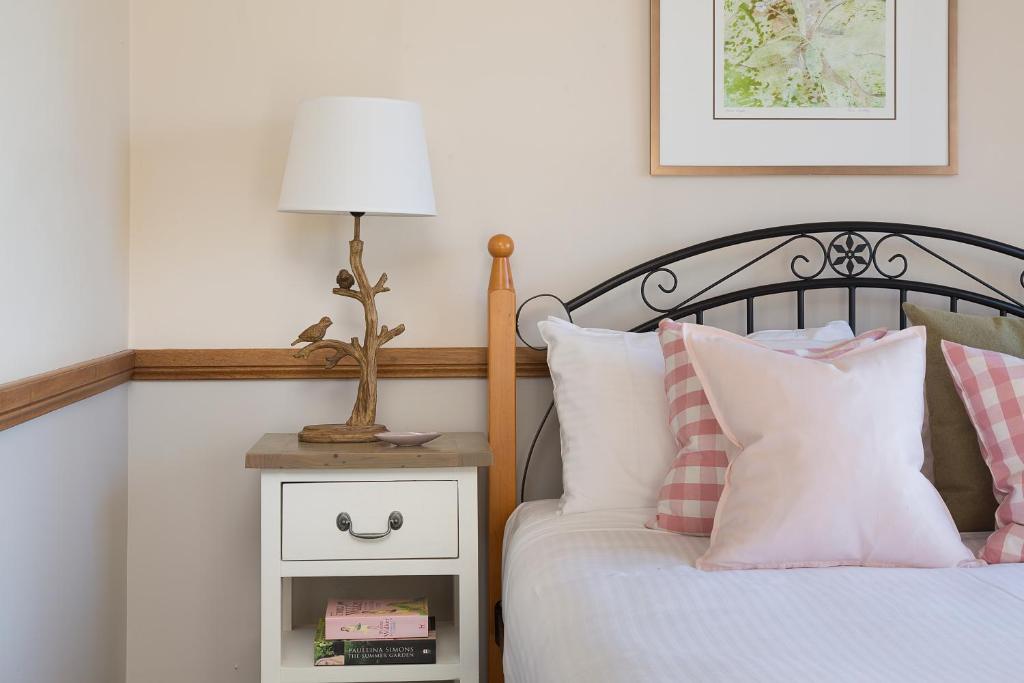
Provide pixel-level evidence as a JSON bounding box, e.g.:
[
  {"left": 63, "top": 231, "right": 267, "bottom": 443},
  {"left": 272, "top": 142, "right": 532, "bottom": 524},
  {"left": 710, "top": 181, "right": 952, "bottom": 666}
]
[{"left": 246, "top": 432, "right": 492, "bottom": 683}]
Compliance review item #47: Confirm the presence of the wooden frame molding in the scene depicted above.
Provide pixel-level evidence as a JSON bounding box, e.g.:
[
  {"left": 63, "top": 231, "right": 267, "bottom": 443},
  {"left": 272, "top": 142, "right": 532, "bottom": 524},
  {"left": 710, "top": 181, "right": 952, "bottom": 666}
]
[
  {"left": 0, "top": 351, "right": 135, "bottom": 432},
  {"left": 0, "top": 346, "right": 548, "bottom": 433},
  {"left": 650, "top": 0, "right": 959, "bottom": 176}
]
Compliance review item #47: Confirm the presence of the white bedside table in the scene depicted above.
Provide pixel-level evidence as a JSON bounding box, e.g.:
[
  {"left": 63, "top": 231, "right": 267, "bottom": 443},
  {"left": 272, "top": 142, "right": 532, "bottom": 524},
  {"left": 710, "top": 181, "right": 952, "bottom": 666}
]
[{"left": 246, "top": 432, "right": 492, "bottom": 683}]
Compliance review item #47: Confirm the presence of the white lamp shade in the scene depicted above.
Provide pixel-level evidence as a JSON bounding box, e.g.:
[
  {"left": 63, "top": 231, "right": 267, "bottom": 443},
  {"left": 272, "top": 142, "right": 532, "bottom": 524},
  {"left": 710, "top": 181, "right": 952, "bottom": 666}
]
[{"left": 278, "top": 97, "right": 436, "bottom": 216}]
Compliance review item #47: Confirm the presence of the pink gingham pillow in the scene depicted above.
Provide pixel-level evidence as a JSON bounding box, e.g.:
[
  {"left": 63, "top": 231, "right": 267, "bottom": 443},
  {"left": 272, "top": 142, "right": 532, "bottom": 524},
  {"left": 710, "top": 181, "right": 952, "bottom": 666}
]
[
  {"left": 942, "top": 341, "right": 1024, "bottom": 563},
  {"left": 649, "top": 321, "right": 886, "bottom": 535}
]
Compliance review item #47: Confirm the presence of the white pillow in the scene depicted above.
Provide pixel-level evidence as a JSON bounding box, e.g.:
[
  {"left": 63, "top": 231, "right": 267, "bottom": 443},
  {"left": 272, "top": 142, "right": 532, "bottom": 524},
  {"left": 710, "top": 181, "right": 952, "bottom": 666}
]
[
  {"left": 683, "top": 324, "right": 977, "bottom": 570},
  {"left": 538, "top": 317, "right": 856, "bottom": 514},
  {"left": 747, "top": 319, "right": 853, "bottom": 347}
]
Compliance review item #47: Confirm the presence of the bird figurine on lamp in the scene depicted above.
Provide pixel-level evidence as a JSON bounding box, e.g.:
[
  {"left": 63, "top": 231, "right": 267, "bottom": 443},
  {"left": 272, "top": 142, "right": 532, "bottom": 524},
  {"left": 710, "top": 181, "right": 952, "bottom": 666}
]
[
  {"left": 291, "top": 316, "right": 333, "bottom": 347},
  {"left": 278, "top": 97, "right": 436, "bottom": 443},
  {"left": 336, "top": 269, "right": 355, "bottom": 290}
]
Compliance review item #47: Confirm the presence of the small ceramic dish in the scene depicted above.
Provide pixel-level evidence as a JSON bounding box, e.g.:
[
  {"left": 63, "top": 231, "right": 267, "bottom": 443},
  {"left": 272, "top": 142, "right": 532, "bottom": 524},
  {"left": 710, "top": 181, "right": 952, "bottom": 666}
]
[{"left": 376, "top": 431, "right": 442, "bottom": 447}]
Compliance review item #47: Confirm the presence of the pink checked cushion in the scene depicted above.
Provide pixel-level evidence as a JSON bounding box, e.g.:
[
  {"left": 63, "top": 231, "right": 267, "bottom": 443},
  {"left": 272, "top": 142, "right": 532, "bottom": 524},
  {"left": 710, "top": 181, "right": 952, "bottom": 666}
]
[
  {"left": 942, "top": 341, "right": 1024, "bottom": 563},
  {"left": 650, "top": 321, "right": 886, "bottom": 535}
]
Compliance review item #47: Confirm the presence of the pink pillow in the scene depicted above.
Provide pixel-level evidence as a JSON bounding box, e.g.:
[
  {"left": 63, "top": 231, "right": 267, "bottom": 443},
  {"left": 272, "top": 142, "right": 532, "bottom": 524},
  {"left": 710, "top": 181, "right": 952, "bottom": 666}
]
[
  {"left": 942, "top": 341, "right": 1024, "bottom": 563},
  {"left": 650, "top": 322, "right": 886, "bottom": 535},
  {"left": 683, "top": 324, "right": 977, "bottom": 570}
]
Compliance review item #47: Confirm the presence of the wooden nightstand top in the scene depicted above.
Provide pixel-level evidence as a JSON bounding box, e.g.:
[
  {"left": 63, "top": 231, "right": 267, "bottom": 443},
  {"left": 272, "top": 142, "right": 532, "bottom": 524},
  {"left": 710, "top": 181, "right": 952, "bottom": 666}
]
[{"left": 245, "top": 431, "right": 492, "bottom": 469}]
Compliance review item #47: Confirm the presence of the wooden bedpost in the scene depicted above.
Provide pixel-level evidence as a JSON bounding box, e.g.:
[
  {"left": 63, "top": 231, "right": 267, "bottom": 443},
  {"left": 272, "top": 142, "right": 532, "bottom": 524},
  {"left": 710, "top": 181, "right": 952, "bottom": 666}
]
[{"left": 487, "top": 234, "right": 516, "bottom": 683}]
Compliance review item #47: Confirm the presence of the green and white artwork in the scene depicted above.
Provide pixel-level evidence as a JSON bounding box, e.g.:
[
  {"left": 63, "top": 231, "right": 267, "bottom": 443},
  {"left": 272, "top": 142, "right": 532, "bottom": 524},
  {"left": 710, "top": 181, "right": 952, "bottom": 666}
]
[{"left": 715, "top": 0, "right": 895, "bottom": 119}]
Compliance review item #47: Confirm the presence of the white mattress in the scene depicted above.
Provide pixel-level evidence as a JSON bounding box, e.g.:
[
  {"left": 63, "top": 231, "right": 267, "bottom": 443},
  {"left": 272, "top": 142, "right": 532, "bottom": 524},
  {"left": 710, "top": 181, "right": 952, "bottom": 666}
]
[{"left": 502, "top": 500, "right": 1024, "bottom": 683}]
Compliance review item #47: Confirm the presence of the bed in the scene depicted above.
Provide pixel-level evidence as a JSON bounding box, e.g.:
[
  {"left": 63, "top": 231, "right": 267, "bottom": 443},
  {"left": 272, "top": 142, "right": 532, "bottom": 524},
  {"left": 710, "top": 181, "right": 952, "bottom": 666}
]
[
  {"left": 483, "top": 222, "right": 1024, "bottom": 682},
  {"left": 502, "top": 501, "right": 1023, "bottom": 682}
]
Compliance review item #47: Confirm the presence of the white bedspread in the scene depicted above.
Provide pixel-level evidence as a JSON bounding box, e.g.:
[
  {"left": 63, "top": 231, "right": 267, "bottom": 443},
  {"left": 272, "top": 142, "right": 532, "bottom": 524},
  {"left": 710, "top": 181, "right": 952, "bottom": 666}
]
[{"left": 502, "top": 500, "right": 1024, "bottom": 683}]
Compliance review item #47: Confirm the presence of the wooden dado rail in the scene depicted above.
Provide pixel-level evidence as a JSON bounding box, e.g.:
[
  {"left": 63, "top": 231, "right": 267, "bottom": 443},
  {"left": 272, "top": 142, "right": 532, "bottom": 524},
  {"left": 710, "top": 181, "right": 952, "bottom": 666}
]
[
  {"left": 0, "top": 351, "right": 135, "bottom": 431},
  {"left": 0, "top": 345, "right": 547, "bottom": 433},
  {"left": 133, "top": 347, "right": 548, "bottom": 380}
]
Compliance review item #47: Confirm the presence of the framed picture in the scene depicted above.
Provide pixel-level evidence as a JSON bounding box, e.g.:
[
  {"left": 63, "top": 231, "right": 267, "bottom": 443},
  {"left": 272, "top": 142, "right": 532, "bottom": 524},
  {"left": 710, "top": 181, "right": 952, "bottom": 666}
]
[{"left": 651, "top": 0, "right": 957, "bottom": 175}]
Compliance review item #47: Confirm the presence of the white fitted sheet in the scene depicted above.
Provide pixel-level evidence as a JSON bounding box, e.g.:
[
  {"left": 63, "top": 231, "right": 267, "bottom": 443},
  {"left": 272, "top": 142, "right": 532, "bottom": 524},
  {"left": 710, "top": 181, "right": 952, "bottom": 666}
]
[{"left": 502, "top": 500, "right": 1024, "bottom": 683}]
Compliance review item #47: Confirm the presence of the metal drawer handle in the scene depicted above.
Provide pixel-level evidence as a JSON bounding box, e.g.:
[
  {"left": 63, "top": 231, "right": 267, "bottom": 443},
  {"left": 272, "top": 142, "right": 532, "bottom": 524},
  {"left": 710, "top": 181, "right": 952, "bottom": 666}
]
[{"left": 335, "top": 511, "right": 404, "bottom": 540}]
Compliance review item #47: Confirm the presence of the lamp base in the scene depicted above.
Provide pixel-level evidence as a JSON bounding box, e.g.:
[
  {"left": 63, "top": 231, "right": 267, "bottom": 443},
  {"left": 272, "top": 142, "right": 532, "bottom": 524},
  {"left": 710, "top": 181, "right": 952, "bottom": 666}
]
[{"left": 298, "top": 423, "right": 388, "bottom": 443}]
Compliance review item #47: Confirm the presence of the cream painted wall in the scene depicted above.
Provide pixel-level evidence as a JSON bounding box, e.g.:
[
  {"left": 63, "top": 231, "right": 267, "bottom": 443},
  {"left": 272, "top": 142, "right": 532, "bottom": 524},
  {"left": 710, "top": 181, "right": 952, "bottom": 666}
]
[
  {"left": 0, "top": 1, "right": 129, "bottom": 682},
  {"left": 129, "top": 0, "right": 1024, "bottom": 349},
  {"left": 0, "top": 389, "right": 128, "bottom": 683},
  {"left": 1, "top": 0, "right": 129, "bottom": 382},
  {"left": 126, "top": 1, "right": 1024, "bottom": 681}
]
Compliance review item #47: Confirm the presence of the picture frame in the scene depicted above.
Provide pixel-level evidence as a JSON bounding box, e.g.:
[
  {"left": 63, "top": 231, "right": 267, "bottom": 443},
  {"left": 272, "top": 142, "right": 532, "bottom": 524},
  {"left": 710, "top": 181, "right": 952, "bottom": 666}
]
[{"left": 651, "top": 0, "right": 958, "bottom": 175}]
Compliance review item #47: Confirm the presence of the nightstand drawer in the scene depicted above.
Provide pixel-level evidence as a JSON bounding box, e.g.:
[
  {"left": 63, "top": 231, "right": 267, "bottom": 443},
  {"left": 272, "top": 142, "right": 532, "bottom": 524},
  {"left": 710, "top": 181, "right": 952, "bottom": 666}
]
[{"left": 281, "top": 480, "right": 459, "bottom": 560}]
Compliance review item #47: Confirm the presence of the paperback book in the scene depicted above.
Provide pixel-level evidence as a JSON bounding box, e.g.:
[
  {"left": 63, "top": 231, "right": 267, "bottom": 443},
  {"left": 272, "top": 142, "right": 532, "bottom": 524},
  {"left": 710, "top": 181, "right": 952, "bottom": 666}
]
[
  {"left": 314, "top": 619, "right": 437, "bottom": 666},
  {"left": 324, "top": 597, "right": 430, "bottom": 640}
]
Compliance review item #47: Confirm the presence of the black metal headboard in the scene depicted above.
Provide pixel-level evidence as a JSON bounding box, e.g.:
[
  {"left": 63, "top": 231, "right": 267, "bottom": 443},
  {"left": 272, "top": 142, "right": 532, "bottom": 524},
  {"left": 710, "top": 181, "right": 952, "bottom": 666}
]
[{"left": 514, "top": 221, "right": 1024, "bottom": 501}]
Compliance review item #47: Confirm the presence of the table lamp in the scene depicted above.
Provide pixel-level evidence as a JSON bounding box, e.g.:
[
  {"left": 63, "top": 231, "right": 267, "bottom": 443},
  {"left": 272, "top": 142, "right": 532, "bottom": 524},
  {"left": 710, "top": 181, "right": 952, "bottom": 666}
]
[{"left": 279, "top": 97, "right": 436, "bottom": 442}]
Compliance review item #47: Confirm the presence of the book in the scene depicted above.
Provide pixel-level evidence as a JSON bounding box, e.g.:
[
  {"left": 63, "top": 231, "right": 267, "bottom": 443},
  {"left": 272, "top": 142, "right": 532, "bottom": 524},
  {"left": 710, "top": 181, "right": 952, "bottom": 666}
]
[
  {"left": 324, "top": 597, "right": 430, "bottom": 640},
  {"left": 314, "top": 619, "right": 437, "bottom": 666}
]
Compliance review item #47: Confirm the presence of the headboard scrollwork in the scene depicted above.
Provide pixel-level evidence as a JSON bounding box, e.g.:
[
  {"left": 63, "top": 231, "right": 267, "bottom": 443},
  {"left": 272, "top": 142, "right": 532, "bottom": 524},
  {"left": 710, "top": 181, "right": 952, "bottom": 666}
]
[{"left": 517, "top": 222, "right": 1024, "bottom": 346}]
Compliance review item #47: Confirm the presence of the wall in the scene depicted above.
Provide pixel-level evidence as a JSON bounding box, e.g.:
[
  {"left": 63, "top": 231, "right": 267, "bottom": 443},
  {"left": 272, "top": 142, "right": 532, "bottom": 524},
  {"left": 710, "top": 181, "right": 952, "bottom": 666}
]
[
  {"left": 0, "top": 390, "right": 129, "bottom": 683},
  {"left": 126, "top": 1, "right": 1024, "bottom": 681},
  {"left": 0, "top": 1, "right": 129, "bottom": 682},
  {"left": 128, "top": 0, "right": 1024, "bottom": 350},
  {"left": 0, "top": 0, "right": 129, "bottom": 383}
]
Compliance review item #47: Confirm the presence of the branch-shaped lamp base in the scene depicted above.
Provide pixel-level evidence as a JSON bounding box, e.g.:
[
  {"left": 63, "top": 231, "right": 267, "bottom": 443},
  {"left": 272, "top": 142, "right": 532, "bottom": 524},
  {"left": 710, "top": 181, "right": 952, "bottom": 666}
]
[
  {"left": 298, "top": 422, "right": 388, "bottom": 443},
  {"left": 291, "top": 212, "right": 405, "bottom": 443}
]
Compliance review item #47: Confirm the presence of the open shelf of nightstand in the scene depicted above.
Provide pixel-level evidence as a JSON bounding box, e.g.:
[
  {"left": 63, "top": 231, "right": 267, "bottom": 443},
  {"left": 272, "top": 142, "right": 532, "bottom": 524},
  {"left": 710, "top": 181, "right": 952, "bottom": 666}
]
[{"left": 280, "top": 621, "right": 459, "bottom": 683}]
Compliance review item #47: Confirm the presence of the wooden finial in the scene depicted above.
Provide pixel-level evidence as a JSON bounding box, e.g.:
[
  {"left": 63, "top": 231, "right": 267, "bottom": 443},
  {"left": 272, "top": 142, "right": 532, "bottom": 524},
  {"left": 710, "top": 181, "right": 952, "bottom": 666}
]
[
  {"left": 488, "top": 234, "right": 514, "bottom": 258},
  {"left": 488, "top": 234, "right": 515, "bottom": 292}
]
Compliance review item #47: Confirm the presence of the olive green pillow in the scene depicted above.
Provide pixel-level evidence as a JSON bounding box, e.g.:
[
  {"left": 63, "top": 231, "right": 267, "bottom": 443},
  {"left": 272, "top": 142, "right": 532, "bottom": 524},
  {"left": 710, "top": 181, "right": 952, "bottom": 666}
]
[{"left": 903, "top": 303, "right": 1024, "bottom": 531}]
